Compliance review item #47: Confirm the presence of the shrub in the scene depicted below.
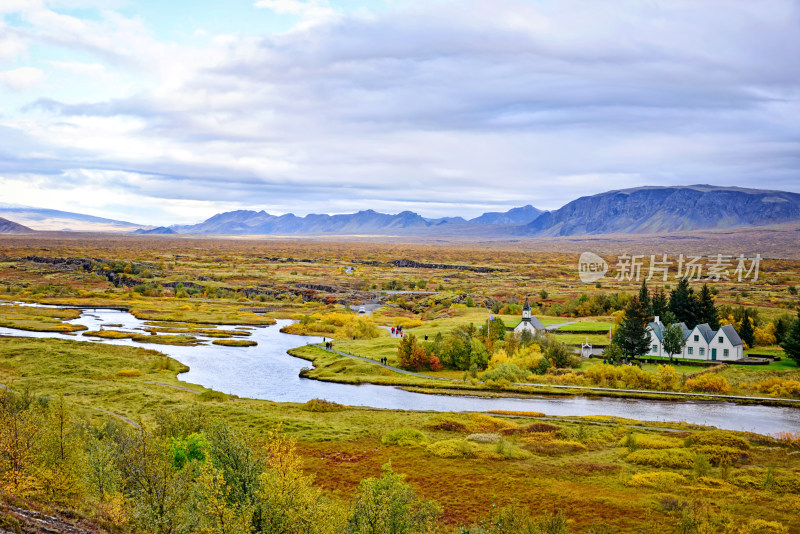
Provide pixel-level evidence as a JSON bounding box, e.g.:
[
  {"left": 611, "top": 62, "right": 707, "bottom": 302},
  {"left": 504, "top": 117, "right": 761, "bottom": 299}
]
[
  {"left": 198, "top": 390, "right": 228, "bottom": 402},
  {"left": 382, "top": 429, "right": 428, "bottom": 447},
  {"left": 527, "top": 439, "right": 587, "bottom": 455},
  {"left": 626, "top": 472, "right": 687, "bottom": 489},
  {"left": 502, "top": 422, "right": 561, "bottom": 435},
  {"left": 301, "top": 399, "right": 345, "bottom": 412},
  {"left": 625, "top": 448, "right": 695, "bottom": 469},
  {"left": 493, "top": 437, "right": 533, "bottom": 460},
  {"left": 116, "top": 368, "right": 142, "bottom": 378},
  {"left": 617, "top": 433, "right": 683, "bottom": 450},
  {"left": 427, "top": 420, "right": 467, "bottom": 432},
  {"left": 693, "top": 445, "right": 749, "bottom": 466},
  {"left": 754, "top": 377, "right": 800, "bottom": 398},
  {"left": 482, "top": 363, "right": 528, "bottom": 383},
  {"left": 427, "top": 439, "right": 477, "bottom": 458},
  {"left": 686, "top": 430, "right": 750, "bottom": 450},
  {"left": 683, "top": 373, "right": 731, "bottom": 393}
]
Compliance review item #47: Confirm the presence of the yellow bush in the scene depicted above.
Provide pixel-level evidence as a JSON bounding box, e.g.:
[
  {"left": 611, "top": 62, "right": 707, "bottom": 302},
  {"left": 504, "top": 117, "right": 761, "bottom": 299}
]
[
  {"left": 625, "top": 448, "right": 695, "bottom": 468},
  {"left": 526, "top": 439, "right": 587, "bottom": 455},
  {"left": 692, "top": 445, "right": 749, "bottom": 466},
  {"left": 688, "top": 430, "right": 750, "bottom": 450},
  {"left": 382, "top": 428, "right": 428, "bottom": 447},
  {"left": 655, "top": 365, "right": 681, "bottom": 391},
  {"left": 754, "top": 377, "right": 800, "bottom": 398},
  {"left": 617, "top": 433, "right": 683, "bottom": 450},
  {"left": 427, "top": 439, "right": 478, "bottom": 458},
  {"left": 683, "top": 374, "right": 731, "bottom": 394},
  {"left": 626, "top": 472, "right": 687, "bottom": 489},
  {"left": 740, "top": 519, "right": 789, "bottom": 534},
  {"left": 116, "top": 369, "right": 142, "bottom": 378}
]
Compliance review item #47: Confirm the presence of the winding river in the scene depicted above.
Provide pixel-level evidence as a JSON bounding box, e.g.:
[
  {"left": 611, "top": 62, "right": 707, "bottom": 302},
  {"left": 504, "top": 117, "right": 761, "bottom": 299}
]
[{"left": 1, "top": 305, "right": 799, "bottom": 435}]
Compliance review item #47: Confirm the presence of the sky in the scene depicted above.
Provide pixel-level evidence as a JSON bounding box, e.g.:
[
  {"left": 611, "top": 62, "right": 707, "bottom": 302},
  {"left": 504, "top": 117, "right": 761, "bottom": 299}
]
[{"left": 0, "top": 0, "right": 799, "bottom": 225}]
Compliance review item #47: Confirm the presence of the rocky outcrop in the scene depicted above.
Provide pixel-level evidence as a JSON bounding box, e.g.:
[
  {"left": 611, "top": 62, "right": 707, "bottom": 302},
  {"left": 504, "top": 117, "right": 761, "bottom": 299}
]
[{"left": 388, "top": 259, "right": 501, "bottom": 273}]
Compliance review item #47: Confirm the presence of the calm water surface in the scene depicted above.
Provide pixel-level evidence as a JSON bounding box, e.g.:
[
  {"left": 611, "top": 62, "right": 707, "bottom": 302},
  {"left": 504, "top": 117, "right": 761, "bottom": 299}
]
[{"left": 1, "top": 305, "right": 798, "bottom": 435}]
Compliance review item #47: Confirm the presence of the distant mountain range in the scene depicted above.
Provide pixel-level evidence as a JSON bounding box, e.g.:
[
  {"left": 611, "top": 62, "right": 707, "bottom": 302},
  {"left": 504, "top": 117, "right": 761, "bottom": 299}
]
[
  {"left": 0, "top": 217, "right": 32, "bottom": 233},
  {"left": 4, "top": 185, "right": 800, "bottom": 237},
  {"left": 519, "top": 185, "right": 800, "bottom": 236},
  {"left": 0, "top": 203, "right": 144, "bottom": 232}
]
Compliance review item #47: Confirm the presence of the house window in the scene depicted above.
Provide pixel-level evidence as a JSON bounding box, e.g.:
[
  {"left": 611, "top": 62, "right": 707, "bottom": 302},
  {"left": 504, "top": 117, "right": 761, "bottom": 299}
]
[
  {"left": 724, "top": 349, "right": 729, "bottom": 357},
  {"left": 687, "top": 347, "right": 693, "bottom": 355},
  {"left": 694, "top": 335, "right": 699, "bottom": 342},
  {"left": 700, "top": 348, "right": 705, "bottom": 356},
  {"left": 718, "top": 337, "right": 723, "bottom": 344},
  {"left": 652, "top": 345, "right": 657, "bottom": 353}
]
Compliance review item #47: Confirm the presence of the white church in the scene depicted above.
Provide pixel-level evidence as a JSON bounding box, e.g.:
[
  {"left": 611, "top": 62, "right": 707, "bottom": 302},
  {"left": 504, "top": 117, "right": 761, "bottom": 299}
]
[
  {"left": 646, "top": 316, "right": 744, "bottom": 361},
  {"left": 514, "top": 297, "right": 546, "bottom": 336}
]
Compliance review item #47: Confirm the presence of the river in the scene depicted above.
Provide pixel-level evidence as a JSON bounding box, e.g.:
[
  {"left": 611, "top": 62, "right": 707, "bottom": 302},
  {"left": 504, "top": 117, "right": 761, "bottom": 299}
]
[{"left": 0, "top": 304, "right": 798, "bottom": 435}]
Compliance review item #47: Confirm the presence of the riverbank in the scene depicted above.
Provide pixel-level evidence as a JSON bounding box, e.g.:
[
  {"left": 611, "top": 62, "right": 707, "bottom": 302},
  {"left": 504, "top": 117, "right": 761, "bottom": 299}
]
[{"left": 290, "top": 344, "right": 800, "bottom": 408}]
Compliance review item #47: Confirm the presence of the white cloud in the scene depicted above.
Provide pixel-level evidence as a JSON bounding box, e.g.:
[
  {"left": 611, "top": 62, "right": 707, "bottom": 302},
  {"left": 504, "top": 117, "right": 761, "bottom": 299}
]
[
  {"left": 253, "top": 0, "right": 338, "bottom": 29},
  {"left": 0, "top": 67, "right": 46, "bottom": 90},
  {"left": 0, "top": 0, "right": 799, "bottom": 224}
]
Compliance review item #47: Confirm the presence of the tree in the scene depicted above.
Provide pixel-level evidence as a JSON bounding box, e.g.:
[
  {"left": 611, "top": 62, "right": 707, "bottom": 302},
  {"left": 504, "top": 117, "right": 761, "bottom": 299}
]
[
  {"left": 738, "top": 310, "right": 756, "bottom": 349},
  {"left": 780, "top": 311, "right": 800, "bottom": 366},
  {"left": 651, "top": 287, "right": 668, "bottom": 318},
  {"left": 545, "top": 341, "right": 571, "bottom": 369},
  {"left": 669, "top": 278, "right": 699, "bottom": 328},
  {"left": 346, "top": 463, "right": 440, "bottom": 534},
  {"left": 662, "top": 323, "right": 686, "bottom": 362},
  {"left": 612, "top": 296, "right": 651, "bottom": 359},
  {"left": 638, "top": 279, "right": 651, "bottom": 318},
  {"left": 697, "top": 284, "right": 720, "bottom": 330}
]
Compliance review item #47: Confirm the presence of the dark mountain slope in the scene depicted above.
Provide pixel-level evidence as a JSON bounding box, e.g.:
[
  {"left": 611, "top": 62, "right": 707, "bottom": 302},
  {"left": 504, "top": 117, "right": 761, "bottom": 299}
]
[
  {"left": 520, "top": 185, "right": 800, "bottom": 236},
  {"left": 0, "top": 217, "right": 32, "bottom": 233}
]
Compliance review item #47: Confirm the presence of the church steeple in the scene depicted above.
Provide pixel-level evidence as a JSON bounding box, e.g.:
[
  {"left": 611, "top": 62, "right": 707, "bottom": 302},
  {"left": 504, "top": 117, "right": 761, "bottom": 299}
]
[{"left": 522, "top": 296, "right": 531, "bottom": 320}]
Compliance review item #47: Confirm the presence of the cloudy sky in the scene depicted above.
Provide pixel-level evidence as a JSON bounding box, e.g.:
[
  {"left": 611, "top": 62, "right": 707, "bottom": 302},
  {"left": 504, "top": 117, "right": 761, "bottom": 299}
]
[{"left": 1, "top": 0, "right": 798, "bottom": 225}]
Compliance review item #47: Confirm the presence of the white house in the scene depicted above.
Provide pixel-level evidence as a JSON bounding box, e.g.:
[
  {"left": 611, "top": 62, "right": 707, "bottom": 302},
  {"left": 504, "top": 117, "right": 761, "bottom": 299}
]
[
  {"left": 646, "top": 317, "right": 743, "bottom": 361},
  {"left": 514, "top": 297, "right": 546, "bottom": 336}
]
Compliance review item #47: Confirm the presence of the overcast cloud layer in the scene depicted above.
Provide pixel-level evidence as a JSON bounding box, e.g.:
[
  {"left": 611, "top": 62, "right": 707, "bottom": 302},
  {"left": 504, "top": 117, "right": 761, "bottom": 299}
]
[{"left": 1, "top": 0, "right": 799, "bottom": 224}]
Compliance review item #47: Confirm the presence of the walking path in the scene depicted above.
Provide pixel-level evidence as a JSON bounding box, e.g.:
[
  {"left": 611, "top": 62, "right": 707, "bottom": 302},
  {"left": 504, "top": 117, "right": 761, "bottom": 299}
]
[{"left": 316, "top": 345, "right": 800, "bottom": 404}]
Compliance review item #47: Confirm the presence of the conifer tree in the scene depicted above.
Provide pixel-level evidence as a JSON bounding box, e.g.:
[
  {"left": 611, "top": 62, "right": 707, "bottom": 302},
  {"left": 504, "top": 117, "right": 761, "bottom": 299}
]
[
  {"left": 638, "top": 279, "right": 651, "bottom": 318},
  {"left": 780, "top": 311, "right": 800, "bottom": 365},
  {"left": 651, "top": 287, "right": 668, "bottom": 319},
  {"left": 697, "top": 284, "right": 720, "bottom": 330},
  {"left": 738, "top": 309, "right": 756, "bottom": 348},
  {"left": 669, "top": 278, "right": 699, "bottom": 328},
  {"left": 612, "top": 296, "right": 651, "bottom": 358}
]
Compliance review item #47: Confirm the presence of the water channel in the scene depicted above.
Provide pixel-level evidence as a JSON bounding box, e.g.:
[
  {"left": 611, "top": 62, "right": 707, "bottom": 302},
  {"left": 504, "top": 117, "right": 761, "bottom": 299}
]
[{"left": 1, "top": 304, "right": 798, "bottom": 435}]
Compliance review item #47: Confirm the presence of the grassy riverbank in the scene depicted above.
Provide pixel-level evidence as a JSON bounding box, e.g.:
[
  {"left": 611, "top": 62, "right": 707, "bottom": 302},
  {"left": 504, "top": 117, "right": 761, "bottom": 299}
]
[{"left": 1, "top": 335, "right": 799, "bottom": 532}]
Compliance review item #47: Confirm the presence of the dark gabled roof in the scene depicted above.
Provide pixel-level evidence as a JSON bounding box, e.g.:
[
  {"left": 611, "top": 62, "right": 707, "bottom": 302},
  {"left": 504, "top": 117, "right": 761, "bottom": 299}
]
[
  {"left": 720, "top": 324, "right": 743, "bottom": 346},
  {"left": 516, "top": 316, "right": 545, "bottom": 330},
  {"left": 694, "top": 323, "right": 715, "bottom": 343},
  {"left": 648, "top": 321, "right": 665, "bottom": 341},
  {"left": 678, "top": 322, "right": 691, "bottom": 339}
]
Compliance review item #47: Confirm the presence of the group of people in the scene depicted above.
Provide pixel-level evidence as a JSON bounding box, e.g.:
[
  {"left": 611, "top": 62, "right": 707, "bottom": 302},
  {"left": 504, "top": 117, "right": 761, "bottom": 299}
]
[
  {"left": 323, "top": 338, "right": 334, "bottom": 350},
  {"left": 379, "top": 357, "right": 388, "bottom": 365},
  {"left": 390, "top": 326, "right": 404, "bottom": 337}
]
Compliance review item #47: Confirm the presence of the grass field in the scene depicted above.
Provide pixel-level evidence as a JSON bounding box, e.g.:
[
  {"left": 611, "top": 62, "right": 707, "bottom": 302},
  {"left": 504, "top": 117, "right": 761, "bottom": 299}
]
[{"left": 1, "top": 336, "right": 799, "bottom": 532}]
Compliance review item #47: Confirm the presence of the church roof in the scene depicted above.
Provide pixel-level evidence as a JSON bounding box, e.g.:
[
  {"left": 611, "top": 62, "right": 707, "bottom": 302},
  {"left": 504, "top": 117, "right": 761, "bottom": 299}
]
[
  {"left": 523, "top": 297, "right": 531, "bottom": 312},
  {"left": 517, "top": 316, "right": 545, "bottom": 330}
]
